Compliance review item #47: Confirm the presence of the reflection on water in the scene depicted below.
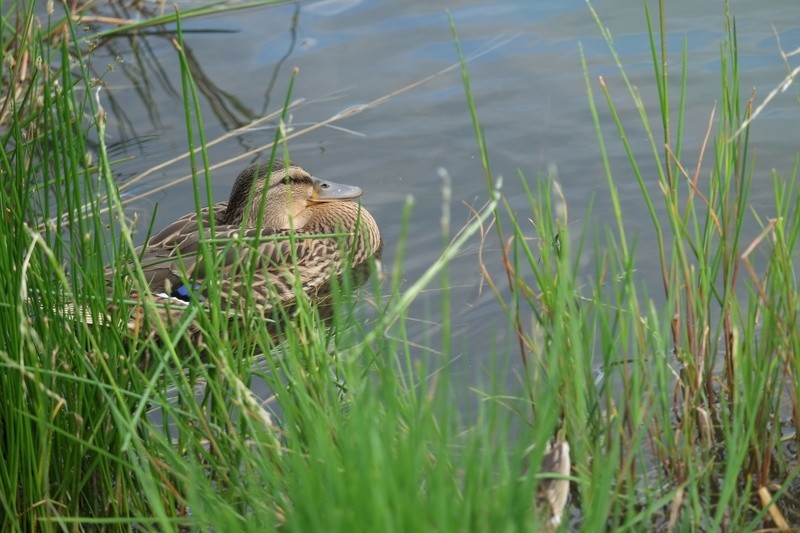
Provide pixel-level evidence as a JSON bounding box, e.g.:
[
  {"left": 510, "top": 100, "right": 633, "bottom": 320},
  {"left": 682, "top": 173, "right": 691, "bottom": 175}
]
[{"left": 85, "top": 0, "right": 799, "bottom": 384}]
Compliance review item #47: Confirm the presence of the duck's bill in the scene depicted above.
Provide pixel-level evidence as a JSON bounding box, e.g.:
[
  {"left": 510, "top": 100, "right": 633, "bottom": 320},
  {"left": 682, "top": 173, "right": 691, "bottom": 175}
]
[{"left": 310, "top": 177, "right": 363, "bottom": 202}]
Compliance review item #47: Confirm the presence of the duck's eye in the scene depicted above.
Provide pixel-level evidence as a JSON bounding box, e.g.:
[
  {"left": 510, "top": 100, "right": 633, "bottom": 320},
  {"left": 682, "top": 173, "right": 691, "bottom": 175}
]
[{"left": 282, "top": 175, "right": 293, "bottom": 185}]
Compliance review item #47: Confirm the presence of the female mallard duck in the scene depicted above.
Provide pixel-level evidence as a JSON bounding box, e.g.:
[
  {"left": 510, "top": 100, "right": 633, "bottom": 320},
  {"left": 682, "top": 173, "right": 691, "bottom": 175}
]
[{"left": 119, "top": 159, "right": 382, "bottom": 326}]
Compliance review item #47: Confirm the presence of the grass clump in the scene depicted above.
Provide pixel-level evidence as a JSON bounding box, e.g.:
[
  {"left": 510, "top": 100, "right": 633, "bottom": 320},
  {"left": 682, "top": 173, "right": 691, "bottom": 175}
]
[
  {"left": 0, "top": 2, "right": 558, "bottom": 530},
  {"left": 2, "top": 0, "right": 800, "bottom": 531}
]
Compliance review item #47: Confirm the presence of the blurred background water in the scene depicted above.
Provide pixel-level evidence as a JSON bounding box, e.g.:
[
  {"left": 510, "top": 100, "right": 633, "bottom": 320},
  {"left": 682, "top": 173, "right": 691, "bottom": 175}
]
[{"left": 80, "top": 0, "right": 799, "bottom": 386}]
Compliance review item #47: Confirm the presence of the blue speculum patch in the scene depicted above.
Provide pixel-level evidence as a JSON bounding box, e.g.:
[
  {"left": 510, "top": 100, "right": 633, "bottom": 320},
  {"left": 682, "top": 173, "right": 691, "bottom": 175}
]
[{"left": 171, "top": 283, "right": 203, "bottom": 302}]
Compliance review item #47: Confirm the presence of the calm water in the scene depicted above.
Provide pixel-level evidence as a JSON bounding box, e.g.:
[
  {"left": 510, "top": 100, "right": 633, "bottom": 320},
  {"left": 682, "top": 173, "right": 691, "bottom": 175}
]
[{"left": 90, "top": 0, "right": 799, "bottom": 383}]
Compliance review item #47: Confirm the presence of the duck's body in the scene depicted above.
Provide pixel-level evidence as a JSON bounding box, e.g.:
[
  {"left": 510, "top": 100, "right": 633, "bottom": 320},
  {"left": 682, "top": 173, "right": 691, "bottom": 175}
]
[{"left": 120, "top": 160, "right": 382, "bottom": 320}]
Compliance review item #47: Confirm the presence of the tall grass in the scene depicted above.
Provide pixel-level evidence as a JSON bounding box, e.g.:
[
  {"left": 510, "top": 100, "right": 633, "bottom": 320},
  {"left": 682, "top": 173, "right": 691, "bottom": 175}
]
[
  {"left": 587, "top": 0, "right": 799, "bottom": 527},
  {"left": 455, "top": 0, "right": 800, "bottom": 528},
  {"left": 2, "top": 0, "right": 799, "bottom": 531}
]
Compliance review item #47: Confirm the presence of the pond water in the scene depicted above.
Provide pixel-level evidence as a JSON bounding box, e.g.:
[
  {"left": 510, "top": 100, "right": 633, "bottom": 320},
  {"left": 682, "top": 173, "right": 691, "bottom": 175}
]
[{"left": 88, "top": 0, "right": 799, "bottom": 385}]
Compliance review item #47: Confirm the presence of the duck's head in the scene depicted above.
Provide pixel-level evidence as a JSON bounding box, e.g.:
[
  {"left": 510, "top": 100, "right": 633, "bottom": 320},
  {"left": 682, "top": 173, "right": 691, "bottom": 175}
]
[{"left": 224, "top": 160, "right": 363, "bottom": 229}]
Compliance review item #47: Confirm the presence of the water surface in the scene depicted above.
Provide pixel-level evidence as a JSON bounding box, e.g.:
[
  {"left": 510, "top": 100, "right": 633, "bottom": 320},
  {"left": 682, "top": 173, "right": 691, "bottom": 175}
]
[{"left": 89, "top": 0, "right": 800, "bottom": 385}]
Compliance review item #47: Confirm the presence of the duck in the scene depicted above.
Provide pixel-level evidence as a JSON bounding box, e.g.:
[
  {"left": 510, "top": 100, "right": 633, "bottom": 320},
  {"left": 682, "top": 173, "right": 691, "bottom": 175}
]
[{"left": 113, "top": 159, "right": 382, "bottom": 330}]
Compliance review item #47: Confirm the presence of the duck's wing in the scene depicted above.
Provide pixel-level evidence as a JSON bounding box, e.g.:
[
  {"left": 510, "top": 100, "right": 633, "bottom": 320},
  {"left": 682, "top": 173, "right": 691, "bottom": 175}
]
[
  {"left": 135, "top": 219, "right": 339, "bottom": 304},
  {"left": 178, "top": 227, "right": 344, "bottom": 301},
  {"left": 145, "top": 203, "right": 228, "bottom": 248},
  {"left": 137, "top": 202, "right": 373, "bottom": 312},
  {"left": 134, "top": 204, "right": 227, "bottom": 294}
]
